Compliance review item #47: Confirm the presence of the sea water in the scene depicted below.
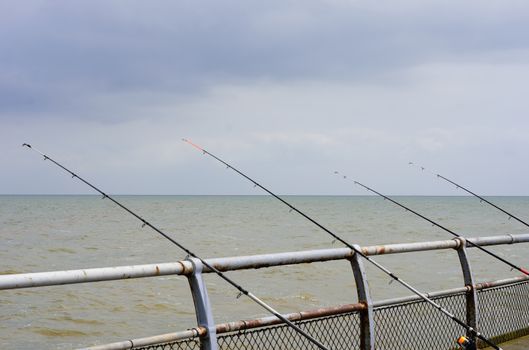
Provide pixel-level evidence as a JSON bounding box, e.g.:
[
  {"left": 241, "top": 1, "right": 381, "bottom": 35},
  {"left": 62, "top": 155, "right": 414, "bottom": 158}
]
[{"left": 1, "top": 195, "right": 528, "bottom": 349}]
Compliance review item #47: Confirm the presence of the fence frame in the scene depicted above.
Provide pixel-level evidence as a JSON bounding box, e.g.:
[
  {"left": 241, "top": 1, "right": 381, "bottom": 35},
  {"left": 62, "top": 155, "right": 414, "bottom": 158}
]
[
  {"left": 1, "top": 233, "right": 529, "bottom": 350},
  {"left": 350, "top": 244, "right": 374, "bottom": 350}
]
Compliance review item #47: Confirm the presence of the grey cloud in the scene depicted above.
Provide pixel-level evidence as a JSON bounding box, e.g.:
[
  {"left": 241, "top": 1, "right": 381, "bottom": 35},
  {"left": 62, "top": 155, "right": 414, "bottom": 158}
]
[
  {"left": 2, "top": 1, "right": 529, "bottom": 119},
  {"left": 2, "top": 1, "right": 529, "bottom": 196}
]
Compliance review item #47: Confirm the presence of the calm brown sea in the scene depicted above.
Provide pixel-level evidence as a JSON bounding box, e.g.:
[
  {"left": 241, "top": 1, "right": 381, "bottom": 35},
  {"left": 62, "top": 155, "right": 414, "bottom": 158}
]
[{"left": 1, "top": 195, "right": 528, "bottom": 349}]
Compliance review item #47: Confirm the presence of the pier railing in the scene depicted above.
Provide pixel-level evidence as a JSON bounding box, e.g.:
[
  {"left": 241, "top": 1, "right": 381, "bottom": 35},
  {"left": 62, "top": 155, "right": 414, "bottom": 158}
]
[{"left": 1, "top": 233, "right": 529, "bottom": 349}]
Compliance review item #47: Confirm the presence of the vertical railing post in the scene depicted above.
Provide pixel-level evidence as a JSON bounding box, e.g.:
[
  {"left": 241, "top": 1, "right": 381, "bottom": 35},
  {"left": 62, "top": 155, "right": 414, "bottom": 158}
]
[
  {"left": 350, "top": 245, "right": 375, "bottom": 350},
  {"left": 454, "top": 237, "right": 479, "bottom": 350},
  {"left": 186, "top": 257, "right": 218, "bottom": 350}
]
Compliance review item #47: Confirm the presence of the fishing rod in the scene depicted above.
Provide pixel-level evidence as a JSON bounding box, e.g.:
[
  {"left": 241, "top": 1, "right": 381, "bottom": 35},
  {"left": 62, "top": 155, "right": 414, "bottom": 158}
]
[
  {"left": 335, "top": 171, "right": 529, "bottom": 276},
  {"left": 410, "top": 162, "right": 529, "bottom": 229},
  {"left": 183, "top": 139, "right": 502, "bottom": 349},
  {"left": 22, "top": 143, "right": 331, "bottom": 350}
]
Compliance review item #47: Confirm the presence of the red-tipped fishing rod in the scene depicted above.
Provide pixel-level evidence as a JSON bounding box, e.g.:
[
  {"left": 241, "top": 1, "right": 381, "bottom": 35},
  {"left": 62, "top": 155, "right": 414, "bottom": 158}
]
[
  {"left": 183, "top": 139, "right": 503, "bottom": 349},
  {"left": 410, "top": 162, "right": 529, "bottom": 229},
  {"left": 336, "top": 171, "right": 529, "bottom": 276},
  {"left": 22, "top": 143, "right": 331, "bottom": 350}
]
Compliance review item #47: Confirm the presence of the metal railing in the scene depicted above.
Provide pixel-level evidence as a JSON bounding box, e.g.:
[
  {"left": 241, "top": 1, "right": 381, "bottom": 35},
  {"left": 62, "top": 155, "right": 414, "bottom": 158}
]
[{"left": 1, "top": 233, "right": 529, "bottom": 349}]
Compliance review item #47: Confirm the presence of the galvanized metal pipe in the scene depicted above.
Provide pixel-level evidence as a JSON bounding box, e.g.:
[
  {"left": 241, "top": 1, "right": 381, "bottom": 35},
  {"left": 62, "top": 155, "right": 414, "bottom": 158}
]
[
  {"left": 350, "top": 244, "right": 375, "bottom": 350},
  {"left": 215, "top": 302, "right": 367, "bottom": 334},
  {"left": 77, "top": 328, "right": 203, "bottom": 350},
  {"left": 372, "top": 275, "right": 529, "bottom": 309},
  {"left": 0, "top": 262, "right": 191, "bottom": 290},
  {"left": 475, "top": 275, "right": 529, "bottom": 290},
  {"left": 186, "top": 258, "right": 218, "bottom": 350},
  {"left": 1, "top": 234, "right": 528, "bottom": 291},
  {"left": 205, "top": 234, "right": 529, "bottom": 271},
  {"left": 455, "top": 237, "right": 479, "bottom": 348},
  {"left": 358, "top": 233, "right": 529, "bottom": 256}
]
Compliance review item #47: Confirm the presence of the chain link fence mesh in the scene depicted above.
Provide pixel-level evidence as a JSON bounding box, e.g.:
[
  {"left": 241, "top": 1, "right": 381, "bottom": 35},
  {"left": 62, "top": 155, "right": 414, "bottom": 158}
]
[
  {"left": 374, "top": 293, "right": 467, "bottom": 350},
  {"left": 132, "top": 280, "right": 529, "bottom": 350},
  {"left": 477, "top": 280, "right": 529, "bottom": 347},
  {"left": 217, "top": 311, "right": 360, "bottom": 350}
]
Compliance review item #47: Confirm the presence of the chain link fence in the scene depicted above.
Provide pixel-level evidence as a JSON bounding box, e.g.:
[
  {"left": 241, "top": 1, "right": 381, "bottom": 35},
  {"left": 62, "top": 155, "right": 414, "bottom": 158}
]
[
  {"left": 477, "top": 280, "right": 529, "bottom": 347},
  {"left": 374, "top": 293, "right": 467, "bottom": 349},
  {"left": 216, "top": 311, "right": 360, "bottom": 350},
  {"left": 132, "top": 279, "right": 529, "bottom": 350}
]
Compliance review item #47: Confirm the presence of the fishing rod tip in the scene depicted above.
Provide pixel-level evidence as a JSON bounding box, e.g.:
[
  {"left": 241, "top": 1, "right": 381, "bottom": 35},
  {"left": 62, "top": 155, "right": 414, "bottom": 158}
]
[
  {"left": 182, "top": 138, "right": 205, "bottom": 152},
  {"left": 22, "top": 143, "right": 31, "bottom": 148}
]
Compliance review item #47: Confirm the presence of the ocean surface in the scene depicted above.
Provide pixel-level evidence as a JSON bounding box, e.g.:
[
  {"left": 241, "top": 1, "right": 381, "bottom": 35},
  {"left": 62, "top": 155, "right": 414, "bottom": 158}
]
[{"left": 1, "top": 195, "right": 529, "bottom": 349}]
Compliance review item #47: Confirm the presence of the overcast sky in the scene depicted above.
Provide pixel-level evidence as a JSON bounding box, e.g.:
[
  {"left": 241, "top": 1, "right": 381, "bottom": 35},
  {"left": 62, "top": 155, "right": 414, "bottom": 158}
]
[{"left": 1, "top": 0, "right": 529, "bottom": 195}]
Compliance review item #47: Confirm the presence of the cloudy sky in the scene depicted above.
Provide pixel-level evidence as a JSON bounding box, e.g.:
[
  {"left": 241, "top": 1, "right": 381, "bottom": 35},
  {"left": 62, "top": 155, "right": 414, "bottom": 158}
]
[{"left": 1, "top": 0, "right": 529, "bottom": 195}]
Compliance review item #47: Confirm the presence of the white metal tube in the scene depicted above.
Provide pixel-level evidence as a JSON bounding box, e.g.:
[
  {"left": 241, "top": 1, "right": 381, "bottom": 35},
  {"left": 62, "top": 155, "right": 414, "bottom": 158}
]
[
  {"left": 0, "top": 262, "right": 190, "bottom": 290},
  {"left": 1, "top": 233, "right": 528, "bottom": 291}
]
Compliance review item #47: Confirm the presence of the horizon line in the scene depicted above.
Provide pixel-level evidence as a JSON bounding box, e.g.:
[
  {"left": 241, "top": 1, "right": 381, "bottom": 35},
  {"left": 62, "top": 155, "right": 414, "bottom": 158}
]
[{"left": 1, "top": 193, "right": 528, "bottom": 197}]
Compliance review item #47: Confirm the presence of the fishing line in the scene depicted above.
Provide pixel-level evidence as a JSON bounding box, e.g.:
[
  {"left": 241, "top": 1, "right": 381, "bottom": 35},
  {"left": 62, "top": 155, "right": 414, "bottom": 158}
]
[
  {"left": 410, "top": 162, "right": 529, "bottom": 229},
  {"left": 183, "top": 139, "right": 502, "bottom": 349},
  {"left": 336, "top": 170, "right": 529, "bottom": 276},
  {"left": 22, "top": 143, "right": 330, "bottom": 350}
]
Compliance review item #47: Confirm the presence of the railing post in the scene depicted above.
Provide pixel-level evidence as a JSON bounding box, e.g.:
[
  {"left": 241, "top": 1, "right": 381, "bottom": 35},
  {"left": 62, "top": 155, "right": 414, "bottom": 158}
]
[
  {"left": 455, "top": 237, "right": 479, "bottom": 350},
  {"left": 350, "top": 245, "right": 375, "bottom": 350},
  {"left": 186, "top": 257, "right": 218, "bottom": 350}
]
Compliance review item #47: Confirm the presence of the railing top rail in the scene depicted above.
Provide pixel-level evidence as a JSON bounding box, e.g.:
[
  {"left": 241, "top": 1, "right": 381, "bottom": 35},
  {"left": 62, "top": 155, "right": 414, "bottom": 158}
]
[{"left": 1, "top": 233, "right": 528, "bottom": 291}]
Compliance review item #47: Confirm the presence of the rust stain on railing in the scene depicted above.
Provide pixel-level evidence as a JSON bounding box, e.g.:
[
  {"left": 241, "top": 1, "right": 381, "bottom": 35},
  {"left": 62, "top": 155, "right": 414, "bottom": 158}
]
[{"left": 215, "top": 302, "right": 366, "bottom": 334}]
